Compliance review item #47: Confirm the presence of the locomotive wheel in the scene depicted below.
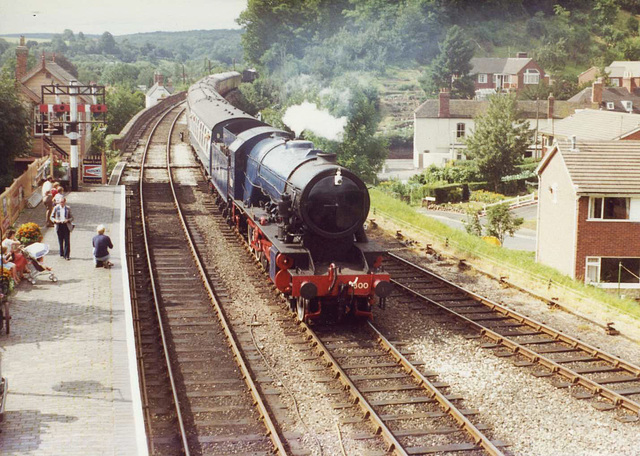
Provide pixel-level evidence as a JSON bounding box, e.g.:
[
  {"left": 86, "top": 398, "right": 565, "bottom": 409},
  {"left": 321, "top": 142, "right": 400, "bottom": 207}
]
[{"left": 296, "top": 298, "right": 308, "bottom": 323}]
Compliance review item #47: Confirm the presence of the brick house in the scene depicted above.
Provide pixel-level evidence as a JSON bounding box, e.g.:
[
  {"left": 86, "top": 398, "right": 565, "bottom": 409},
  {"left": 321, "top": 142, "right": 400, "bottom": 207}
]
[
  {"left": 568, "top": 79, "right": 640, "bottom": 114},
  {"left": 536, "top": 140, "right": 640, "bottom": 287},
  {"left": 470, "top": 53, "right": 549, "bottom": 94},
  {"left": 538, "top": 108, "right": 640, "bottom": 157},
  {"left": 14, "top": 37, "right": 92, "bottom": 172},
  {"left": 413, "top": 92, "right": 589, "bottom": 168},
  {"left": 578, "top": 61, "right": 640, "bottom": 90}
]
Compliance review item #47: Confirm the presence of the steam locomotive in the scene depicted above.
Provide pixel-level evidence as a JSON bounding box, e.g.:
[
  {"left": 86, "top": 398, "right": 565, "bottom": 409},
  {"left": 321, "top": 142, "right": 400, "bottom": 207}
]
[{"left": 186, "top": 72, "right": 392, "bottom": 322}]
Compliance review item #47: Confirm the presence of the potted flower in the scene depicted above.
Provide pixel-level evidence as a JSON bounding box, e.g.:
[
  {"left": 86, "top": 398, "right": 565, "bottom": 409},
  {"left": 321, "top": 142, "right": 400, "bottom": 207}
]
[
  {"left": 0, "top": 268, "right": 14, "bottom": 295},
  {"left": 16, "top": 222, "right": 43, "bottom": 246}
]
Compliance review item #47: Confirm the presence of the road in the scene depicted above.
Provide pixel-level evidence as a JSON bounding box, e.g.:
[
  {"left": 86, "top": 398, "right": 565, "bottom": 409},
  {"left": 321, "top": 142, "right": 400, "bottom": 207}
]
[{"left": 417, "top": 204, "right": 538, "bottom": 251}]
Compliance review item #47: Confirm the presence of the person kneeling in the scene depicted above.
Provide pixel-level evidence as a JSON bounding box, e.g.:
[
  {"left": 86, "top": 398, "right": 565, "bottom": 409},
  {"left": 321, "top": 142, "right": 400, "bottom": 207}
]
[{"left": 92, "top": 225, "right": 113, "bottom": 268}]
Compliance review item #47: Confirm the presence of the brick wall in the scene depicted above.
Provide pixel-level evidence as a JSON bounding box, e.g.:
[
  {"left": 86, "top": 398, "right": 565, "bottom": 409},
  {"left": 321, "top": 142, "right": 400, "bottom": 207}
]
[{"left": 574, "top": 197, "right": 640, "bottom": 279}]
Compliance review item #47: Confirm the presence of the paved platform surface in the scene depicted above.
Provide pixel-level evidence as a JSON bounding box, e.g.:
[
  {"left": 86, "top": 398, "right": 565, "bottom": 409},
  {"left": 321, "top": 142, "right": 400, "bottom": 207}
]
[{"left": 0, "top": 185, "right": 147, "bottom": 455}]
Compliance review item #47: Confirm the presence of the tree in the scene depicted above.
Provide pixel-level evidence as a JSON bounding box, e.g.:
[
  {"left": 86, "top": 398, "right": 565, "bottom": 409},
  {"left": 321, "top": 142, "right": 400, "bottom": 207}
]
[
  {"left": 105, "top": 86, "right": 145, "bottom": 135},
  {"left": 99, "top": 31, "right": 118, "bottom": 55},
  {"left": 310, "top": 84, "right": 387, "bottom": 183},
  {"left": 484, "top": 203, "right": 523, "bottom": 244},
  {"left": 464, "top": 95, "right": 531, "bottom": 192},
  {"left": 463, "top": 208, "right": 483, "bottom": 236},
  {"left": 0, "top": 74, "right": 31, "bottom": 189},
  {"left": 420, "top": 25, "right": 475, "bottom": 99}
]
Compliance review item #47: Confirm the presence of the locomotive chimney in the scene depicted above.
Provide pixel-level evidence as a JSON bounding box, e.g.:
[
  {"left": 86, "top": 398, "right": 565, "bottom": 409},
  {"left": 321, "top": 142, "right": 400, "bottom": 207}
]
[{"left": 316, "top": 152, "right": 337, "bottom": 163}]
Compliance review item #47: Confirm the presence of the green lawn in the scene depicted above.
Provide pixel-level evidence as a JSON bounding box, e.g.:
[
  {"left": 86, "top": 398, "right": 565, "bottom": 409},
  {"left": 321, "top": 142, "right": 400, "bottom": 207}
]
[{"left": 370, "top": 188, "right": 640, "bottom": 319}]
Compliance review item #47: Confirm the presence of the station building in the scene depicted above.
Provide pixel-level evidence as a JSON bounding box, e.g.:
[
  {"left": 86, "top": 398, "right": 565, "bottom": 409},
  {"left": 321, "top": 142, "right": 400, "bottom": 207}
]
[{"left": 14, "top": 36, "right": 92, "bottom": 177}]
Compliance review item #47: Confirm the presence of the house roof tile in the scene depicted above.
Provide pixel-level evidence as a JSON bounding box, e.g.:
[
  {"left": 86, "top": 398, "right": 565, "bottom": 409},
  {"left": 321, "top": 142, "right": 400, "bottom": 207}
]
[
  {"left": 538, "top": 109, "right": 640, "bottom": 139},
  {"left": 568, "top": 87, "right": 640, "bottom": 113},
  {"left": 470, "top": 57, "right": 531, "bottom": 75},
  {"left": 414, "top": 98, "right": 589, "bottom": 119},
  {"left": 550, "top": 140, "right": 640, "bottom": 194}
]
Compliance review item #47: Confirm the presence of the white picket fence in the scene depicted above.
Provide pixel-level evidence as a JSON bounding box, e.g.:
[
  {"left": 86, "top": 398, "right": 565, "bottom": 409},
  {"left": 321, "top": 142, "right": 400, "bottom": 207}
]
[{"left": 482, "top": 192, "right": 536, "bottom": 212}]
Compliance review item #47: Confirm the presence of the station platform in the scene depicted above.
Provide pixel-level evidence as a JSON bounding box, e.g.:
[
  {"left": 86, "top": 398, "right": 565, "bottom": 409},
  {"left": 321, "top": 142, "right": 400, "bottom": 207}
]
[{"left": 0, "top": 185, "right": 147, "bottom": 455}]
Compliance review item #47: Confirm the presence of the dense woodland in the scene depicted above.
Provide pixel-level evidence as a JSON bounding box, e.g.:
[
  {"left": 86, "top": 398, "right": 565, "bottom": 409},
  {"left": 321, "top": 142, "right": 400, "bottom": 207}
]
[{"left": 3, "top": 0, "right": 640, "bottom": 185}]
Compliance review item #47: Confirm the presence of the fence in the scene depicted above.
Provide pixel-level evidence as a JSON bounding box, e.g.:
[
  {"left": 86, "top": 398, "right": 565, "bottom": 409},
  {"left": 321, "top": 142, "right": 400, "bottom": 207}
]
[
  {"left": 483, "top": 192, "right": 537, "bottom": 212},
  {"left": 0, "top": 157, "right": 49, "bottom": 232}
]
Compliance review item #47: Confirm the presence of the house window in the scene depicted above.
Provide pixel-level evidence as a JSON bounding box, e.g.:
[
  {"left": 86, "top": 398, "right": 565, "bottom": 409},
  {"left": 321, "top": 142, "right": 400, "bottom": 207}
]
[
  {"left": 589, "top": 197, "right": 630, "bottom": 219},
  {"left": 623, "top": 100, "right": 633, "bottom": 112},
  {"left": 611, "top": 78, "right": 620, "bottom": 87},
  {"left": 587, "top": 257, "right": 640, "bottom": 284},
  {"left": 456, "top": 123, "right": 465, "bottom": 139},
  {"left": 478, "top": 74, "right": 487, "bottom": 83},
  {"left": 606, "top": 102, "right": 615, "bottom": 110},
  {"left": 524, "top": 69, "right": 540, "bottom": 84},
  {"left": 492, "top": 74, "right": 498, "bottom": 84}
]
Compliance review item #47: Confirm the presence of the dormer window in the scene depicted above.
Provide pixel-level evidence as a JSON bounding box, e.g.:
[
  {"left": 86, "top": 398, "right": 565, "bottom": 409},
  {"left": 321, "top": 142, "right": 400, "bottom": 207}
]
[
  {"left": 622, "top": 100, "right": 633, "bottom": 112},
  {"left": 606, "top": 102, "right": 615, "bottom": 110}
]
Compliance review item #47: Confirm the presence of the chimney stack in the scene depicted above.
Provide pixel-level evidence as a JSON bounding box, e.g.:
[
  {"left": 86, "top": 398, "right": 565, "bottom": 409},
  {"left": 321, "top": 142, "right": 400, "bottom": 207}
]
[
  {"left": 15, "top": 35, "right": 28, "bottom": 80},
  {"left": 547, "top": 93, "right": 555, "bottom": 119},
  {"left": 516, "top": 52, "right": 528, "bottom": 58},
  {"left": 623, "top": 71, "right": 633, "bottom": 92},
  {"left": 438, "top": 89, "right": 450, "bottom": 118},
  {"left": 591, "top": 78, "right": 603, "bottom": 104},
  {"left": 154, "top": 72, "right": 164, "bottom": 86}
]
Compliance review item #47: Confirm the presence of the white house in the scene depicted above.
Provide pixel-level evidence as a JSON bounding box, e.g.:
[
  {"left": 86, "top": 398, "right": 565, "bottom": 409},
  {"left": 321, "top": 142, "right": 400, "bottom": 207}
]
[
  {"left": 145, "top": 72, "right": 173, "bottom": 108},
  {"left": 413, "top": 91, "right": 591, "bottom": 168}
]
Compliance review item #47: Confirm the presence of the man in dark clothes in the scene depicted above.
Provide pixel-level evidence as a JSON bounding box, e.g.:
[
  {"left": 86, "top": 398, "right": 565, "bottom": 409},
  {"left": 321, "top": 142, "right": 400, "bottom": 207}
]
[
  {"left": 50, "top": 197, "right": 73, "bottom": 260},
  {"left": 92, "top": 224, "right": 114, "bottom": 268}
]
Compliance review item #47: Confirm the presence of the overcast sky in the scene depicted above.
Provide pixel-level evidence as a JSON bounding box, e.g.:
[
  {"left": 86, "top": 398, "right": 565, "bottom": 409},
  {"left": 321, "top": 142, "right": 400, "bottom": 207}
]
[{"left": 0, "top": 0, "right": 247, "bottom": 36}]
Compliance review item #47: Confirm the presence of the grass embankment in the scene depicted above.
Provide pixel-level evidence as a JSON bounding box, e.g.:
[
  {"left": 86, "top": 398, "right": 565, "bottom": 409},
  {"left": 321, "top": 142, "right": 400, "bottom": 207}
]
[{"left": 369, "top": 188, "right": 640, "bottom": 320}]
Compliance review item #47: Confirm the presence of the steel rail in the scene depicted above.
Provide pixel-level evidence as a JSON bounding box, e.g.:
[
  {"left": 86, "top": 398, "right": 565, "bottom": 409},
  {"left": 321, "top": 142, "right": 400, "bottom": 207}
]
[
  {"left": 139, "top": 105, "right": 191, "bottom": 456},
  {"left": 387, "top": 252, "right": 640, "bottom": 416},
  {"left": 166, "top": 111, "right": 288, "bottom": 455},
  {"left": 367, "top": 321, "right": 506, "bottom": 456},
  {"left": 125, "top": 193, "right": 155, "bottom": 454},
  {"left": 302, "top": 325, "right": 408, "bottom": 456}
]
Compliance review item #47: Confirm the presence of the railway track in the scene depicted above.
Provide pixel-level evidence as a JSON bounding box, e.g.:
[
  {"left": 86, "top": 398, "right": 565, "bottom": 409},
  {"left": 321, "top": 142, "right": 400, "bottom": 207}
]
[
  {"left": 305, "top": 322, "right": 507, "bottom": 455},
  {"left": 185, "top": 180, "right": 508, "bottom": 453},
  {"left": 125, "top": 103, "right": 287, "bottom": 455},
  {"left": 385, "top": 252, "right": 640, "bottom": 422}
]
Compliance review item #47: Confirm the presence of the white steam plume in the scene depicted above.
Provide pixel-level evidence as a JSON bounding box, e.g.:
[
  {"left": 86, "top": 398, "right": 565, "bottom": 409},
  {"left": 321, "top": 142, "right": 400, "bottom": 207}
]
[{"left": 282, "top": 101, "right": 347, "bottom": 142}]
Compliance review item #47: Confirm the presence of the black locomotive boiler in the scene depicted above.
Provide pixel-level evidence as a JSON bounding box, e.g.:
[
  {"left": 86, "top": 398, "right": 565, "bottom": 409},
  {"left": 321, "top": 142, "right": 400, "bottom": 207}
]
[{"left": 187, "top": 72, "right": 392, "bottom": 322}]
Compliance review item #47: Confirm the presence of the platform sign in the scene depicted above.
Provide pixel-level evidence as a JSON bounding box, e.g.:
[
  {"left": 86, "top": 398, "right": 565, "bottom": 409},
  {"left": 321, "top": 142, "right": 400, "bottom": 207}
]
[{"left": 83, "top": 158, "right": 103, "bottom": 183}]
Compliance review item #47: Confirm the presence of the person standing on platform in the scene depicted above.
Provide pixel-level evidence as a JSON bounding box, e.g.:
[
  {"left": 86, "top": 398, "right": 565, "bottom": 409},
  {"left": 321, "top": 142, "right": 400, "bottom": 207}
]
[
  {"left": 42, "top": 177, "right": 53, "bottom": 197},
  {"left": 43, "top": 190, "right": 54, "bottom": 227},
  {"left": 50, "top": 197, "right": 73, "bottom": 260},
  {"left": 53, "top": 185, "right": 65, "bottom": 205},
  {"left": 92, "top": 225, "right": 114, "bottom": 268}
]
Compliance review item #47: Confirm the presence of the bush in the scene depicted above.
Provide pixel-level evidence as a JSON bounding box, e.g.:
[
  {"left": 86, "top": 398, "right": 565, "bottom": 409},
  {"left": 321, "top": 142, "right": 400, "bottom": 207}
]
[
  {"left": 0, "top": 268, "right": 14, "bottom": 294},
  {"left": 468, "top": 181, "right": 490, "bottom": 191},
  {"left": 16, "top": 222, "right": 43, "bottom": 246},
  {"left": 470, "top": 190, "right": 505, "bottom": 204}
]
